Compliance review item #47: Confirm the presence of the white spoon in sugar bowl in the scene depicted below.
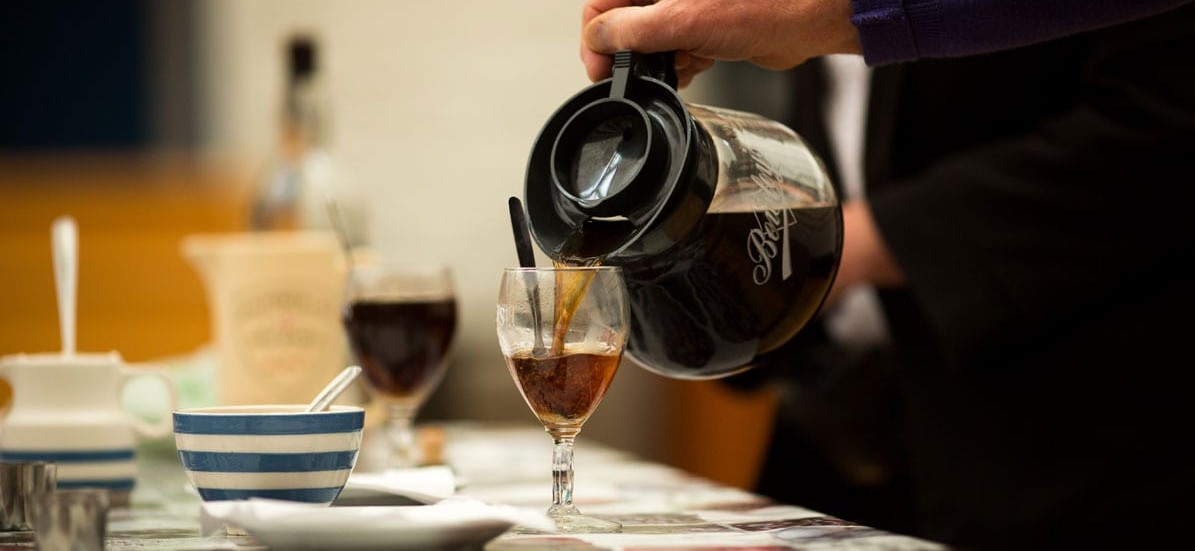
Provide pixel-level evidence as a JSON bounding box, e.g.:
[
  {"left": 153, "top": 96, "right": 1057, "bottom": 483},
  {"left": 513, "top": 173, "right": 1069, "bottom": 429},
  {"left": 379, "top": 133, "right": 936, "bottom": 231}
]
[{"left": 306, "top": 365, "right": 364, "bottom": 412}]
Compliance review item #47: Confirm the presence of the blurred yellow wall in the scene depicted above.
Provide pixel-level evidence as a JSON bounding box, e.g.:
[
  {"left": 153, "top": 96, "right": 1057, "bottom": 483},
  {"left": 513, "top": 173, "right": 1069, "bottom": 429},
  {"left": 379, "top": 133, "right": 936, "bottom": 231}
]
[{"left": 0, "top": 152, "right": 250, "bottom": 362}]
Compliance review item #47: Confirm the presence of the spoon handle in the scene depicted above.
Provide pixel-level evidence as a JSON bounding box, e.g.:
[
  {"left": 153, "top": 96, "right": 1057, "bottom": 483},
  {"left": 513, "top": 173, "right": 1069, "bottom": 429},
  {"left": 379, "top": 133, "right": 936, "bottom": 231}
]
[
  {"left": 52, "top": 216, "right": 78, "bottom": 357},
  {"left": 307, "top": 365, "right": 363, "bottom": 412}
]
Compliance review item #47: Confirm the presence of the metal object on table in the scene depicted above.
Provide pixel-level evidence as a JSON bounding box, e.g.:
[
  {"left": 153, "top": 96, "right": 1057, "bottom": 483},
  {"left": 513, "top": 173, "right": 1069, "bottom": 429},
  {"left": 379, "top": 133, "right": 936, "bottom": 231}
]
[
  {"left": 32, "top": 488, "right": 110, "bottom": 551},
  {"left": 0, "top": 460, "right": 57, "bottom": 531}
]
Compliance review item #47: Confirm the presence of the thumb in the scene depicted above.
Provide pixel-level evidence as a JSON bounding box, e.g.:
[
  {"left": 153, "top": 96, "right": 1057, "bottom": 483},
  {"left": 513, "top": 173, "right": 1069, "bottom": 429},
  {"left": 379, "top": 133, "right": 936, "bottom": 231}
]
[{"left": 583, "top": 4, "right": 675, "bottom": 55}]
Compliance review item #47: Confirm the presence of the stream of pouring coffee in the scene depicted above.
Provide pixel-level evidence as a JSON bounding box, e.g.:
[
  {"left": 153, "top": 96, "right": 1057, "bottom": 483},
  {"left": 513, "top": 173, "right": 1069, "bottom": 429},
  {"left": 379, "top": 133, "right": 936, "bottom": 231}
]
[
  {"left": 550, "top": 256, "right": 599, "bottom": 357},
  {"left": 510, "top": 196, "right": 600, "bottom": 357}
]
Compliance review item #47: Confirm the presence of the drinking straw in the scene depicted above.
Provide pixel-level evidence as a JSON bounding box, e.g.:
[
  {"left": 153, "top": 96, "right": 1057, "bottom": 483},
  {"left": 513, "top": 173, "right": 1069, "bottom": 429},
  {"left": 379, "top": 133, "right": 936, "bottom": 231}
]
[
  {"left": 507, "top": 197, "right": 546, "bottom": 354},
  {"left": 507, "top": 197, "right": 537, "bottom": 270}
]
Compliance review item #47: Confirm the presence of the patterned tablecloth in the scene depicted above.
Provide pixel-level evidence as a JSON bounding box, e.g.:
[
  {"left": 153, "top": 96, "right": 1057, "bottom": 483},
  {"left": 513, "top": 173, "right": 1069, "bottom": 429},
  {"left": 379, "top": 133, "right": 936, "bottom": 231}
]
[
  {"left": 451, "top": 424, "right": 949, "bottom": 551},
  {"left": 0, "top": 423, "right": 952, "bottom": 551}
]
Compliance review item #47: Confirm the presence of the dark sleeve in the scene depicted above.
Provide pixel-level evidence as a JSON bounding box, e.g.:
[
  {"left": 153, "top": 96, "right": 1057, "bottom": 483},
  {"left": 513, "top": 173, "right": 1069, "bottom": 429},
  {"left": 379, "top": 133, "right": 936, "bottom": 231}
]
[
  {"left": 868, "top": 8, "right": 1195, "bottom": 367},
  {"left": 852, "top": 0, "right": 1193, "bottom": 65}
]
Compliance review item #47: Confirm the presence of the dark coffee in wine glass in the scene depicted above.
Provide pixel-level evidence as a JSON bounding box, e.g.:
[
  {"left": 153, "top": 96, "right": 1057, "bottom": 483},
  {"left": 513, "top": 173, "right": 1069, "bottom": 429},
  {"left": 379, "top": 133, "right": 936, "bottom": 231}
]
[
  {"left": 507, "top": 345, "right": 619, "bottom": 430},
  {"left": 343, "top": 298, "right": 456, "bottom": 401}
]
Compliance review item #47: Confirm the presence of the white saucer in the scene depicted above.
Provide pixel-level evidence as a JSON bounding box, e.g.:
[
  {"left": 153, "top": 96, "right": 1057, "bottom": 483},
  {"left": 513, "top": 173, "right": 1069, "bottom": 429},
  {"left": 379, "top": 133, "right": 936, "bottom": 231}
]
[{"left": 200, "top": 497, "right": 553, "bottom": 550}]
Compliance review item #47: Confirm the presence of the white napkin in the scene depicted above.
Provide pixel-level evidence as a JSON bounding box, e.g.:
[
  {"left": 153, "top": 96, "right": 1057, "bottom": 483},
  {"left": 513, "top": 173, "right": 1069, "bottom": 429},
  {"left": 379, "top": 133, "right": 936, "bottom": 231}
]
[
  {"left": 338, "top": 465, "right": 457, "bottom": 505},
  {"left": 201, "top": 498, "right": 554, "bottom": 550}
]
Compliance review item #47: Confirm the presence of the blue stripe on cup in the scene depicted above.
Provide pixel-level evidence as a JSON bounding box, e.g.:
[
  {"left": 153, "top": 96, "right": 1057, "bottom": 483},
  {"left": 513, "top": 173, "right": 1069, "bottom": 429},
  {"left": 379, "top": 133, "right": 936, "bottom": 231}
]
[
  {"left": 57, "top": 479, "right": 136, "bottom": 491},
  {"left": 178, "top": 451, "right": 358, "bottom": 473},
  {"left": 0, "top": 450, "right": 137, "bottom": 492},
  {"left": 0, "top": 449, "right": 135, "bottom": 462},
  {"left": 197, "top": 487, "right": 344, "bottom": 503},
  {"left": 173, "top": 409, "right": 365, "bottom": 435}
]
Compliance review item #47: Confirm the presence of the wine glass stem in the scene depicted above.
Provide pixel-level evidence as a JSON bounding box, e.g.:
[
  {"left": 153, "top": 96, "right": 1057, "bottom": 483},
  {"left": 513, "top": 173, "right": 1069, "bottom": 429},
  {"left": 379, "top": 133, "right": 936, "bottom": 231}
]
[
  {"left": 386, "top": 403, "right": 418, "bottom": 469},
  {"left": 551, "top": 435, "right": 576, "bottom": 512}
]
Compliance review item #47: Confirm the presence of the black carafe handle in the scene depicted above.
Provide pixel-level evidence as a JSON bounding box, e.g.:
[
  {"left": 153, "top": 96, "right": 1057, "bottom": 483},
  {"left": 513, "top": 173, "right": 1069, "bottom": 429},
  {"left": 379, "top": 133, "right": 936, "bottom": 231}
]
[{"left": 610, "top": 50, "right": 678, "bottom": 98}]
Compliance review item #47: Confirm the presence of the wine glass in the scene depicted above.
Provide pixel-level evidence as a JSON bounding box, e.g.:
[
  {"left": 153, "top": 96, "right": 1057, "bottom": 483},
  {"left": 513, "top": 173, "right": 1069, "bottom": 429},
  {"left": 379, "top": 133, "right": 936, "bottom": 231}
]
[
  {"left": 342, "top": 263, "right": 457, "bottom": 470},
  {"left": 496, "top": 266, "right": 629, "bottom": 533}
]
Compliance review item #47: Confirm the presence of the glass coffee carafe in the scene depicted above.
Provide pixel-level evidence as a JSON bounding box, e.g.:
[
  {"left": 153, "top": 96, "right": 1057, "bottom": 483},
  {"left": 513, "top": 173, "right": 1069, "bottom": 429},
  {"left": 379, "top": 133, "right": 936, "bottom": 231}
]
[{"left": 524, "top": 51, "right": 842, "bottom": 380}]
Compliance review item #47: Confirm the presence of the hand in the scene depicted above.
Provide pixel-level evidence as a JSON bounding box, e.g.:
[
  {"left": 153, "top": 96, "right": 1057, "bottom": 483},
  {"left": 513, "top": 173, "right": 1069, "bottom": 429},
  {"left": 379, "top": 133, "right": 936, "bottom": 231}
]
[
  {"left": 824, "top": 201, "right": 905, "bottom": 309},
  {"left": 581, "top": 0, "right": 863, "bottom": 86}
]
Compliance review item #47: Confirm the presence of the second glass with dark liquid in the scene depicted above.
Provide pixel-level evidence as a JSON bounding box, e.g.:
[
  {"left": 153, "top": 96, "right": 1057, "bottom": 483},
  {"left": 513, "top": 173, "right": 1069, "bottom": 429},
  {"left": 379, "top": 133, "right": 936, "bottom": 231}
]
[{"left": 342, "top": 263, "right": 457, "bottom": 470}]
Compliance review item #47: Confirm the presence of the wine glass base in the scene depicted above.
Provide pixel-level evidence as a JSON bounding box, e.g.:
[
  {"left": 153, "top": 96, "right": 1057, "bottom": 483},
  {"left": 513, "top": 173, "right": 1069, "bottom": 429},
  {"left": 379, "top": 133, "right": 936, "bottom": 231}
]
[
  {"left": 508, "top": 507, "right": 621, "bottom": 534},
  {"left": 551, "top": 513, "right": 622, "bottom": 533}
]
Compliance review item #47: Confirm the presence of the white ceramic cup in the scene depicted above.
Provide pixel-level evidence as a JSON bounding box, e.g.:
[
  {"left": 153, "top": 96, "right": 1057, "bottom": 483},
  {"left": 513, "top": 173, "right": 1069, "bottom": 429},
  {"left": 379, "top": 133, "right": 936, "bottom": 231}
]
[{"left": 0, "top": 352, "right": 176, "bottom": 501}]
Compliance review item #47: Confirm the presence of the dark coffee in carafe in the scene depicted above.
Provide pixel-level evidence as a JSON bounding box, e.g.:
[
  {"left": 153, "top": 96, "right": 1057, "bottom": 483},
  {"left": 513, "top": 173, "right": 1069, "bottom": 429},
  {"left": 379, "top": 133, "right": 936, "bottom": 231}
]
[{"left": 525, "top": 51, "right": 842, "bottom": 379}]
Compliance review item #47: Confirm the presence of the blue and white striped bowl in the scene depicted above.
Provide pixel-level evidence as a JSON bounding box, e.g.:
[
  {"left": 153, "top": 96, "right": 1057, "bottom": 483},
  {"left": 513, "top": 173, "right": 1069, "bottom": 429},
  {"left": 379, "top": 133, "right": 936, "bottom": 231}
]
[{"left": 173, "top": 405, "right": 365, "bottom": 504}]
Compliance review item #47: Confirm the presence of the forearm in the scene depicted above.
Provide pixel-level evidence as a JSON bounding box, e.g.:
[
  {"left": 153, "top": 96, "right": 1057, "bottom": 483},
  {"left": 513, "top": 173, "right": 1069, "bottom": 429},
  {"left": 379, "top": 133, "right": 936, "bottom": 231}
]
[{"left": 826, "top": 201, "right": 905, "bottom": 309}]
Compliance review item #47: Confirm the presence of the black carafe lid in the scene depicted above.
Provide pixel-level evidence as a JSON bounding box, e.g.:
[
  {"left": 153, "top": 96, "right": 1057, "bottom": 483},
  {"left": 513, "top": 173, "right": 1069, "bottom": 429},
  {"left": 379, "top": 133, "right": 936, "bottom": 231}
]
[{"left": 525, "top": 51, "right": 717, "bottom": 262}]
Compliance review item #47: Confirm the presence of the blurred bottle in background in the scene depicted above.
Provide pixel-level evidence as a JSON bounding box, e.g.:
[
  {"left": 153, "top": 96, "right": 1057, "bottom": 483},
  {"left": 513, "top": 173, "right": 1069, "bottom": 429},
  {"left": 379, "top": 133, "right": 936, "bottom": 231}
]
[
  {"left": 249, "top": 32, "right": 369, "bottom": 249},
  {"left": 237, "top": 32, "right": 371, "bottom": 411}
]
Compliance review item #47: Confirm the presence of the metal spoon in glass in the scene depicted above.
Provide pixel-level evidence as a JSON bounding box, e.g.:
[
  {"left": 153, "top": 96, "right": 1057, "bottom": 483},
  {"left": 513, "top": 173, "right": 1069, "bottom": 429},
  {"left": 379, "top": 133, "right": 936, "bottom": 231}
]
[{"left": 306, "top": 365, "right": 364, "bottom": 412}]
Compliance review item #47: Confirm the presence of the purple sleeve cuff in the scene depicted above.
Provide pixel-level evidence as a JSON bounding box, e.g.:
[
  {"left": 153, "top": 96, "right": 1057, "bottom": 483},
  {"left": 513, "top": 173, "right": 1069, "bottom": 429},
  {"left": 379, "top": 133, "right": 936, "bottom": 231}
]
[{"left": 850, "top": 0, "right": 918, "bottom": 65}]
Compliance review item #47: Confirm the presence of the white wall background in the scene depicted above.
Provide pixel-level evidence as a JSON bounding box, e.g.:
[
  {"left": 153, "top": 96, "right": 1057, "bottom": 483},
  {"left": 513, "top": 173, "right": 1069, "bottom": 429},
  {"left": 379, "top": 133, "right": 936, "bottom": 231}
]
[{"left": 195, "top": 0, "right": 681, "bottom": 460}]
